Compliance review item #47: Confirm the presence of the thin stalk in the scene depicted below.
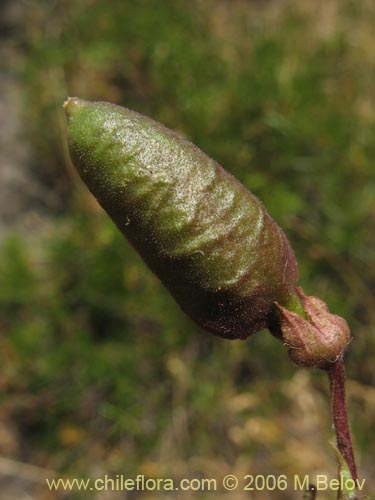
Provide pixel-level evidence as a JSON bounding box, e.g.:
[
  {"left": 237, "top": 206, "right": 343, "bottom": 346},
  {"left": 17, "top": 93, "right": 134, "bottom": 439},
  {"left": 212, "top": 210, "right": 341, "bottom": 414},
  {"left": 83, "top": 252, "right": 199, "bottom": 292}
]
[{"left": 327, "top": 356, "right": 358, "bottom": 483}]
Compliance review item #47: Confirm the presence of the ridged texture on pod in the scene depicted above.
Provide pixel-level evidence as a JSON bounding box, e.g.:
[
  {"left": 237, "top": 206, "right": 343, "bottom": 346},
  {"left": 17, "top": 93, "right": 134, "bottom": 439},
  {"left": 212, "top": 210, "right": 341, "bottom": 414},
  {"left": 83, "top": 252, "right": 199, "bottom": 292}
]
[{"left": 64, "top": 98, "right": 300, "bottom": 340}]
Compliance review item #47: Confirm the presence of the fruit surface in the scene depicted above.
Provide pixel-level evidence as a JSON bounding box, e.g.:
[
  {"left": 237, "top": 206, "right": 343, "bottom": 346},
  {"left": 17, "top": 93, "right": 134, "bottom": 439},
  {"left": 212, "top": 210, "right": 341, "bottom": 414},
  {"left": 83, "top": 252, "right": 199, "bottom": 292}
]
[{"left": 64, "top": 98, "right": 300, "bottom": 339}]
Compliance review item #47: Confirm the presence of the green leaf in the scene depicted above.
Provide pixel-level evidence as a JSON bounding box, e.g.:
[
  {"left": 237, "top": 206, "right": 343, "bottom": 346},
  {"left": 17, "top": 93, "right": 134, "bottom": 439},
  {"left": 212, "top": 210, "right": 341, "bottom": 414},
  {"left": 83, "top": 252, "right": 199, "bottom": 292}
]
[{"left": 331, "top": 443, "right": 357, "bottom": 500}]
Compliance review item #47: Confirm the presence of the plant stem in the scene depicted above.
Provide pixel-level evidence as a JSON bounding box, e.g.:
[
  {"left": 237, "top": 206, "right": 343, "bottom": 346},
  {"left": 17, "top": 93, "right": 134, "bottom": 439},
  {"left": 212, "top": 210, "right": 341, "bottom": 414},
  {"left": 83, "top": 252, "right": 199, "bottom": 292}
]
[{"left": 327, "top": 356, "right": 358, "bottom": 483}]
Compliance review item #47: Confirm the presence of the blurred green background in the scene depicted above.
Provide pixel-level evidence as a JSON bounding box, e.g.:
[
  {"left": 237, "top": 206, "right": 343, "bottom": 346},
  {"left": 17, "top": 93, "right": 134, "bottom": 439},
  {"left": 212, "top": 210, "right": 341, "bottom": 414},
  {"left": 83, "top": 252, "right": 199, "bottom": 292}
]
[{"left": 0, "top": 0, "right": 374, "bottom": 498}]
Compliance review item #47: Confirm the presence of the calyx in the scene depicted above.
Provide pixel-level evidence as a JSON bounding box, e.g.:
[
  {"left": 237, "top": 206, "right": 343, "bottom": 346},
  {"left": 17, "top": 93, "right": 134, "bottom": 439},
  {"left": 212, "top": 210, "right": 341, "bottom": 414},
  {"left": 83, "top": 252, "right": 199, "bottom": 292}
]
[{"left": 275, "top": 288, "right": 351, "bottom": 369}]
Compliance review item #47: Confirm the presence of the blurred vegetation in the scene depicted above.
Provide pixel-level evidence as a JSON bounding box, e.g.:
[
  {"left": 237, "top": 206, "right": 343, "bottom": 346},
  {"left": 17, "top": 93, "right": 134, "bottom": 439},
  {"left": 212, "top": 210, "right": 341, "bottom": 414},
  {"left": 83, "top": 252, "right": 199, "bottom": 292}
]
[{"left": 0, "top": 0, "right": 374, "bottom": 498}]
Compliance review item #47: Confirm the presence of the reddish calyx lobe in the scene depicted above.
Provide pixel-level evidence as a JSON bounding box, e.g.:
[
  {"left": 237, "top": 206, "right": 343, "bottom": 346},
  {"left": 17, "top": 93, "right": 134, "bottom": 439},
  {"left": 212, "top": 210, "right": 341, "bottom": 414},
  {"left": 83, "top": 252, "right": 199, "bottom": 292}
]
[{"left": 275, "top": 288, "right": 351, "bottom": 369}]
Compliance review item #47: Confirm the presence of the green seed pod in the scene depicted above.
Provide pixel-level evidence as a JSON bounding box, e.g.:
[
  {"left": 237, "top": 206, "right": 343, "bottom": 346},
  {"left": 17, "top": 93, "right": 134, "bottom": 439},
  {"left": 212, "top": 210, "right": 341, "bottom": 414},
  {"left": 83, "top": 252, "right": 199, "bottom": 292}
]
[{"left": 64, "top": 97, "right": 301, "bottom": 340}]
